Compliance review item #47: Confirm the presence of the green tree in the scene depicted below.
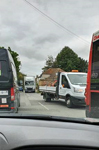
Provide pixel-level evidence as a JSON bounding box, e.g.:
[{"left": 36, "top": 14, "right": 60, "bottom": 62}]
[
  {"left": 77, "top": 57, "right": 88, "bottom": 72},
  {"left": 8, "top": 47, "right": 21, "bottom": 76},
  {"left": 42, "top": 46, "right": 88, "bottom": 72},
  {"left": 42, "top": 55, "right": 56, "bottom": 72},
  {"left": 55, "top": 46, "right": 80, "bottom": 71},
  {"left": 0, "top": 47, "right": 4, "bottom": 49}
]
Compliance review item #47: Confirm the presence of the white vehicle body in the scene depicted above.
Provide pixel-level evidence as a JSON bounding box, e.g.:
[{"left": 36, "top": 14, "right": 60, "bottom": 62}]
[
  {"left": 24, "top": 76, "right": 35, "bottom": 93},
  {"left": 39, "top": 72, "right": 87, "bottom": 107}
]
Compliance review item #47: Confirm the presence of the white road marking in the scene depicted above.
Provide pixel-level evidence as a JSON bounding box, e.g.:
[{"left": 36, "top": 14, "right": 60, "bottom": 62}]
[{"left": 38, "top": 102, "right": 49, "bottom": 110}]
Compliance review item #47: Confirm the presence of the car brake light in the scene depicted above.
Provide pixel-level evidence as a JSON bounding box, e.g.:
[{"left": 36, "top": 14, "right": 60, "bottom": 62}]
[{"left": 11, "top": 87, "right": 15, "bottom": 101}]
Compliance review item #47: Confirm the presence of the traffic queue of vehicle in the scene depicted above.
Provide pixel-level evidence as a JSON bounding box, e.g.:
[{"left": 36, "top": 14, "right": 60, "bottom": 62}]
[{"left": 0, "top": 30, "right": 99, "bottom": 117}]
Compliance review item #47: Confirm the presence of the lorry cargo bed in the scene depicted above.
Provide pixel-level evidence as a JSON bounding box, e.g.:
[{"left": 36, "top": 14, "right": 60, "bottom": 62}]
[{"left": 39, "top": 86, "right": 56, "bottom": 93}]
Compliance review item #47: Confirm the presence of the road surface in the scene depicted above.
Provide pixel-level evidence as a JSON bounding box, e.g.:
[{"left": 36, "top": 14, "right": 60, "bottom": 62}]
[{"left": 18, "top": 92, "right": 85, "bottom": 118}]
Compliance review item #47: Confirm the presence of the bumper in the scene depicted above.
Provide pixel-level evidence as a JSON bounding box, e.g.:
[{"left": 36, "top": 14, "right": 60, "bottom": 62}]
[
  {"left": 71, "top": 96, "right": 85, "bottom": 106},
  {"left": 25, "top": 89, "right": 35, "bottom": 92},
  {"left": 0, "top": 108, "right": 17, "bottom": 113}
]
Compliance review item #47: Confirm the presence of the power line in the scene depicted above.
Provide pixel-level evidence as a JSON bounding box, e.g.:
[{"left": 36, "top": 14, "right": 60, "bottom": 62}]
[{"left": 24, "top": 0, "right": 90, "bottom": 45}]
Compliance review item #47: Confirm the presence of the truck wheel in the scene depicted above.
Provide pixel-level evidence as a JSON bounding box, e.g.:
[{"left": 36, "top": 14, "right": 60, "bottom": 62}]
[
  {"left": 66, "top": 96, "right": 73, "bottom": 108},
  {"left": 45, "top": 98, "right": 51, "bottom": 102},
  {"left": 43, "top": 93, "right": 51, "bottom": 102}
]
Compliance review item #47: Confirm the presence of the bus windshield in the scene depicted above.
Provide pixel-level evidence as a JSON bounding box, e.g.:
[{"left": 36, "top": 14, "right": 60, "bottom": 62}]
[
  {"left": 67, "top": 74, "right": 87, "bottom": 85},
  {"left": 91, "top": 40, "right": 99, "bottom": 90}
]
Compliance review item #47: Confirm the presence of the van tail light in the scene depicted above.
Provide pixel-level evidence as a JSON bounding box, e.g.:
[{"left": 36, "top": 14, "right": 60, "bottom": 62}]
[
  {"left": 11, "top": 87, "right": 15, "bottom": 101},
  {"left": 11, "top": 107, "right": 15, "bottom": 109}
]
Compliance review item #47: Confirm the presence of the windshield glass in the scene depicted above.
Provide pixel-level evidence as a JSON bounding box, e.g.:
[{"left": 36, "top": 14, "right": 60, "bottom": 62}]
[
  {"left": 0, "top": 0, "right": 99, "bottom": 121},
  {"left": 67, "top": 74, "right": 87, "bottom": 85},
  {"left": 25, "top": 81, "right": 34, "bottom": 85}
]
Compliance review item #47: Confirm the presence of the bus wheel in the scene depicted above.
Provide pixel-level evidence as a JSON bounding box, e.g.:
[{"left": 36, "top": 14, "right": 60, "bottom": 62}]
[{"left": 66, "top": 96, "right": 73, "bottom": 108}]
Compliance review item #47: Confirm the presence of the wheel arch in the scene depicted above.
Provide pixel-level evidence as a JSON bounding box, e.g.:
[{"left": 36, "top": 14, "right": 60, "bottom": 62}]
[{"left": 66, "top": 94, "right": 70, "bottom": 99}]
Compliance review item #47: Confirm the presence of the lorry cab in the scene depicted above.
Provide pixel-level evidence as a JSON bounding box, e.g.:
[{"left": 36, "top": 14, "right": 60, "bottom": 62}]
[
  {"left": 0, "top": 48, "right": 20, "bottom": 113},
  {"left": 24, "top": 76, "right": 35, "bottom": 93},
  {"left": 40, "top": 71, "right": 87, "bottom": 108}
]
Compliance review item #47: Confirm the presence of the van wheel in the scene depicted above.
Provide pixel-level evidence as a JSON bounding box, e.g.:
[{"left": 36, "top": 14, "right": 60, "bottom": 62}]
[
  {"left": 66, "top": 96, "right": 73, "bottom": 108},
  {"left": 14, "top": 107, "right": 18, "bottom": 113}
]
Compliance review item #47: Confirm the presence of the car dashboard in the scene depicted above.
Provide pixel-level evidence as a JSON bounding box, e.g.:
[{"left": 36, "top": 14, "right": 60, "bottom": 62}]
[{"left": 0, "top": 117, "right": 99, "bottom": 150}]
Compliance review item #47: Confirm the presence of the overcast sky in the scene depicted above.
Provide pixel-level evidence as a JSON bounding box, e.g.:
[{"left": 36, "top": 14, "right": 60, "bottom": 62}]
[{"left": 0, "top": 0, "right": 99, "bottom": 76}]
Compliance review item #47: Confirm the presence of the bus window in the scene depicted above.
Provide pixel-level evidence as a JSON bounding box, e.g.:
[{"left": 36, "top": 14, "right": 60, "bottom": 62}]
[{"left": 91, "top": 40, "right": 99, "bottom": 90}]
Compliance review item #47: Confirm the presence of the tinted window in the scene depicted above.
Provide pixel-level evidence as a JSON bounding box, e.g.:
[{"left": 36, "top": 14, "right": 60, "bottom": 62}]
[
  {"left": 91, "top": 40, "right": 99, "bottom": 90},
  {"left": 0, "top": 61, "right": 9, "bottom": 81}
]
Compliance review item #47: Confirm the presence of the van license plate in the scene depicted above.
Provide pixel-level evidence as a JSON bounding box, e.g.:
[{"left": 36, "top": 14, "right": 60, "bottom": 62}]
[
  {"left": 2, "top": 98, "right": 7, "bottom": 103},
  {"left": 0, "top": 91, "right": 8, "bottom": 95}
]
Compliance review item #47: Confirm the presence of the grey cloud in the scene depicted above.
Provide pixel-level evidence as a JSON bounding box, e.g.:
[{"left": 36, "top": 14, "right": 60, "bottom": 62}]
[
  {"left": 0, "top": 0, "right": 99, "bottom": 75},
  {"left": 35, "top": 34, "right": 60, "bottom": 45}
]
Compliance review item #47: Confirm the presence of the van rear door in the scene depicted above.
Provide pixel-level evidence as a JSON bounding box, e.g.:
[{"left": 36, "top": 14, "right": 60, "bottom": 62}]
[{"left": 0, "top": 49, "right": 13, "bottom": 111}]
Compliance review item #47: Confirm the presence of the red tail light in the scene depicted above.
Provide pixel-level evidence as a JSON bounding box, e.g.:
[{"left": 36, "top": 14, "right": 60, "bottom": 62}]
[
  {"left": 11, "top": 107, "right": 15, "bottom": 109},
  {"left": 11, "top": 87, "right": 15, "bottom": 101}
]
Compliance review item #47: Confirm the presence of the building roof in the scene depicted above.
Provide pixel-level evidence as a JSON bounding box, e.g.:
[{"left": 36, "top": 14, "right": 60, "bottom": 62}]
[
  {"left": 39, "top": 68, "right": 64, "bottom": 86},
  {"left": 42, "top": 68, "right": 64, "bottom": 75}
]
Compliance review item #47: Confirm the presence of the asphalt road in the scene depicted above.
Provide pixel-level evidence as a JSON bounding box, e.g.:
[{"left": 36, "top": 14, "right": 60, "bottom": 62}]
[{"left": 18, "top": 92, "right": 86, "bottom": 118}]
